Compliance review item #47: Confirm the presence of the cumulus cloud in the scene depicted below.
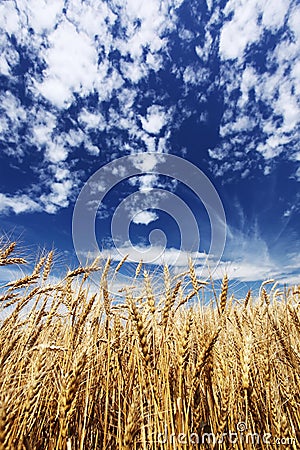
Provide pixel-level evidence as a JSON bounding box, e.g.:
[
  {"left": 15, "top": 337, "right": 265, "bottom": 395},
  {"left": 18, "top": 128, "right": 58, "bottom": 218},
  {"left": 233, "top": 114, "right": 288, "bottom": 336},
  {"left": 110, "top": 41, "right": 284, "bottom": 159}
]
[
  {"left": 21, "top": 0, "right": 65, "bottom": 34},
  {"left": 219, "top": 0, "right": 289, "bottom": 61},
  {"left": 131, "top": 153, "right": 165, "bottom": 172},
  {"left": 0, "top": 0, "right": 185, "bottom": 215},
  {"left": 207, "top": 1, "right": 300, "bottom": 178},
  {"left": 183, "top": 65, "right": 209, "bottom": 85},
  {"left": 0, "top": 193, "right": 41, "bottom": 214},
  {"left": 41, "top": 179, "right": 73, "bottom": 214},
  {"left": 45, "top": 140, "right": 69, "bottom": 164},
  {"left": 140, "top": 105, "right": 170, "bottom": 135},
  {"left": 30, "top": 109, "right": 57, "bottom": 147},
  {"left": 132, "top": 211, "right": 159, "bottom": 225},
  {"left": 36, "top": 20, "right": 99, "bottom": 108},
  {"left": 0, "top": 35, "right": 19, "bottom": 76},
  {"left": 0, "top": 91, "right": 27, "bottom": 158},
  {"left": 78, "top": 109, "right": 106, "bottom": 131}
]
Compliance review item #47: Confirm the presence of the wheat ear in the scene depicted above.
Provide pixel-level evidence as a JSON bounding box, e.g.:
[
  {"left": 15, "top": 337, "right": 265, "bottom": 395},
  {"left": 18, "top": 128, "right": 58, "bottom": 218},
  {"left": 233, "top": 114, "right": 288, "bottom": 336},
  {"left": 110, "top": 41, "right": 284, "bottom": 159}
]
[{"left": 219, "top": 274, "right": 228, "bottom": 315}]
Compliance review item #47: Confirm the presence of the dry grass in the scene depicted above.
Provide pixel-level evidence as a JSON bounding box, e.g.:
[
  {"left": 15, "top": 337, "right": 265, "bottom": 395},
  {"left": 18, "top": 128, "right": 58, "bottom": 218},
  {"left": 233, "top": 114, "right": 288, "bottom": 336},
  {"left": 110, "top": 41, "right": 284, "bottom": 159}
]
[{"left": 0, "top": 240, "right": 300, "bottom": 449}]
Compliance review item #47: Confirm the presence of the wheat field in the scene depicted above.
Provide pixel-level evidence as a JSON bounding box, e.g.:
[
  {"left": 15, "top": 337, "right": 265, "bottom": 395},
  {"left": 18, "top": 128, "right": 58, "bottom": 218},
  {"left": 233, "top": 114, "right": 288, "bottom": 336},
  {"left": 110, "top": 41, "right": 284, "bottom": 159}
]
[{"left": 0, "top": 239, "right": 299, "bottom": 449}]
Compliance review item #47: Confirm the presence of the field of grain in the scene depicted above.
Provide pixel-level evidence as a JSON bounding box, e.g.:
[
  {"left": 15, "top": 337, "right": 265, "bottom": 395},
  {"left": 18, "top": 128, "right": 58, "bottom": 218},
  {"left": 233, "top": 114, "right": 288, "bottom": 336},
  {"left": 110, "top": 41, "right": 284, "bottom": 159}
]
[{"left": 0, "top": 240, "right": 299, "bottom": 449}]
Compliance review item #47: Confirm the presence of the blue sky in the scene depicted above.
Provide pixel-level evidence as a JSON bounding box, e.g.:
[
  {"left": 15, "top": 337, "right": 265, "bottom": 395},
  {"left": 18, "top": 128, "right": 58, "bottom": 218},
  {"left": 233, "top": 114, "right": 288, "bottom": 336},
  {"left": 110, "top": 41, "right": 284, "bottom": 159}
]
[{"left": 0, "top": 0, "right": 299, "bottom": 289}]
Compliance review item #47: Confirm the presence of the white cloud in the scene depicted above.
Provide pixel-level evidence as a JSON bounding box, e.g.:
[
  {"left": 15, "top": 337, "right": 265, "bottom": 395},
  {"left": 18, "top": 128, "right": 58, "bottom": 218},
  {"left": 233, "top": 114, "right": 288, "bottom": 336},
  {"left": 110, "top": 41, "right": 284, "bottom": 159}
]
[
  {"left": 146, "top": 52, "right": 164, "bottom": 71},
  {"left": 288, "top": 4, "right": 300, "bottom": 41},
  {"left": 213, "top": 0, "right": 300, "bottom": 177},
  {"left": 64, "top": 129, "right": 85, "bottom": 148},
  {"left": 45, "top": 140, "right": 69, "bottom": 164},
  {"left": 0, "top": 0, "right": 185, "bottom": 215},
  {"left": 94, "top": 244, "right": 207, "bottom": 267},
  {"left": 279, "top": 274, "right": 300, "bottom": 285},
  {"left": 178, "top": 27, "right": 194, "bottom": 42},
  {"left": 116, "top": 0, "right": 172, "bottom": 57},
  {"left": 31, "top": 109, "right": 57, "bottom": 147},
  {"left": 36, "top": 20, "right": 99, "bottom": 108},
  {"left": 220, "top": 115, "right": 256, "bottom": 136},
  {"left": 219, "top": 0, "right": 289, "bottom": 61},
  {"left": 78, "top": 109, "right": 106, "bottom": 131},
  {"left": 208, "top": 143, "right": 232, "bottom": 161},
  {"left": 195, "top": 31, "right": 213, "bottom": 63},
  {"left": 90, "top": 238, "right": 299, "bottom": 285},
  {"left": 0, "top": 91, "right": 27, "bottom": 158},
  {"left": 53, "top": 166, "right": 70, "bottom": 182},
  {"left": 1, "top": 0, "right": 297, "bottom": 222},
  {"left": 0, "top": 1, "right": 21, "bottom": 36},
  {"left": 0, "top": 116, "right": 9, "bottom": 135},
  {"left": 129, "top": 174, "right": 159, "bottom": 193},
  {"left": 206, "top": 0, "right": 213, "bottom": 11},
  {"left": 36, "top": 78, "right": 73, "bottom": 109},
  {"left": 219, "top": 0, "right": 261, "bottom": 60},
  {"left": 261, "top": 0, "right": 289, "bottom": 30},
  {"left": 0, "top": 265, "right": 25, "bottom": 285},
  {"left": 1, "top": 91, "right": 26, "bottom": 124},
  {"left": 66, "top": 1, "right": 117, "bottom": 41},
  {"left": 276, "top": 82, "right": 299, "bottom": 132},
  {"left": 131, "top": 153, "right": 165, "bottom": 172},
  {"left": 211, "top": 258, "right": 300, "bottom": 284},
  {"left": 22, "top": 0, "right": 64, "bottom": 34},
  {"left": 140, "top": 105, "right": 170, "bottom": 135},
  {"left": 0, "top": 193, "right": 41, "bottom": 214},
  {"left": 291, "top": 61, "right": 300, "bottom": 95},
  {"left": 85, "top": 141, "right": 101, "bottom": 156},
  {"left": 157, "top": 133, "right": 171, "bottom": 153},
  {"left": 132, "top": 211, "right": 158, "bottom": 225},
  {"left": 116, "top": 88, "right": 137, "bottom": 113},
  {"left": 0, "top": 35, "right": 19, "bottom": 76},
  {"left": 94, "top": 64, "right": 125, "bottom": 99},
  {"left": 211, "top": 222, "right": 300, "bottom": 282},
  {"left": 40, "top": 178, "right": 73, "bottom": 214},
  {"left": 120, "top": 60, "right": 147, "bottom": 83},
  {"left": 49, "top": 180, "right": 73, "bottom": 206},
  {"left": 257, "top": 135, "right": 289, "bottom": 159},
  {"left": 141, "top": 135, "right": 156, "bottom": 153},
  {"left": 238, "top": 66, "right": 257, "bottom": 107},
  {"left": 207, "top": 260, "right": 276, "bottom": 282},
  {"left": 183, "top": 65, "right": 209, "bottom": 85}
]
